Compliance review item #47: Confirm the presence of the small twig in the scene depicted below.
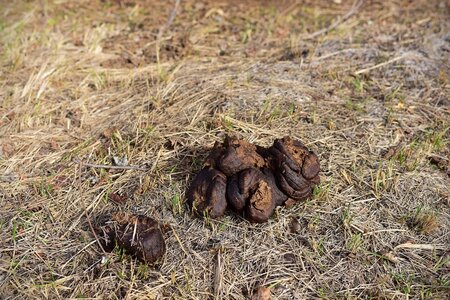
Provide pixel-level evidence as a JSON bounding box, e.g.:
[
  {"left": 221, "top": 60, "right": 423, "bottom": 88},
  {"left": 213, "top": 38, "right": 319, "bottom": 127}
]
[
  {"left": 355, "top": 54, "right": 407, "bottom": 75},
  {"left": 156, "top": 0, "right": 181, "bottom": 69},
  {"left": 157, "top": 0, "right": 181, "bottom": 41},
  {"left": 303, "top": 0, "right": 363, "bottom": 40},
  {"left": 77, "top": 162, "right": 106, "bottom": 254},
  {"left": 61, "top": 240, "right": 97, "bottom": 270},
  {"left": 74, "top": 158, "right": 148, "bottom": 171},
  {"left": 170, "top": 226, "right": 190, "bottom": 259},
  {"left": 213, "top": 249, "right": 223, "bottom": 300},
  {"left": 394, "top": 243, "right": 445, "bottom": 251},
  {"left": 131, "top": 219, "right": 138, "bottom": 246},
  {"left": 350, "top": 223, "right": 364, "bottom": 234},
  {"left": 84, "top": 163, "right": 148, "bottom": 171},
  {"left": 312, "top": 48, "right": 370, "bottom": 61},
  {"left": 363, "top": 229, "right": 407, "bottom": 236}
]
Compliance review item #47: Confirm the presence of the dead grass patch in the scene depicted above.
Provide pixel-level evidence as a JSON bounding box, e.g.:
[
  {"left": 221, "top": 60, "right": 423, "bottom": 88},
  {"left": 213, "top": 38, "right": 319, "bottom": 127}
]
[{"left": 1, "top": 0, "right": 449, "bottom": 299}]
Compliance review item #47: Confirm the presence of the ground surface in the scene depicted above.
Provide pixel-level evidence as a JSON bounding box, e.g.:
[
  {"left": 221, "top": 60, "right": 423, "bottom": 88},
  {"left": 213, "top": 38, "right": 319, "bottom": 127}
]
[{"left": 1, "top": 0, "right": 449, "bottom": 299}]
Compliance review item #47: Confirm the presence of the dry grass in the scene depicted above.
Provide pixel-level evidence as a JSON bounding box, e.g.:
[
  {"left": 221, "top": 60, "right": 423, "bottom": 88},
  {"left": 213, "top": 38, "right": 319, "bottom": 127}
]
[{"left": 1, "top": 0, "right": 449, "bottom": 299}]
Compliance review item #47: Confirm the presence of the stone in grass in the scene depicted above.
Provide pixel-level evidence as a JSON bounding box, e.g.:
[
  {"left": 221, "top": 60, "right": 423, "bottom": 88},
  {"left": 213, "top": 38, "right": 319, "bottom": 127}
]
[
  {"left": 98, "top": 212, "right": 166, "bottom": 264},
  {"left": 186, "top": 167, "right": 227, "bottom": 218}
]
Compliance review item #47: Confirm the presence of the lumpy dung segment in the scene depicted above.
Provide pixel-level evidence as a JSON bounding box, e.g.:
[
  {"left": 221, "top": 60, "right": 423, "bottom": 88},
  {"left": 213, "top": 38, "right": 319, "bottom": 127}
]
[{"left": 187, "top": 136, "right": 320, "bottom": 223}]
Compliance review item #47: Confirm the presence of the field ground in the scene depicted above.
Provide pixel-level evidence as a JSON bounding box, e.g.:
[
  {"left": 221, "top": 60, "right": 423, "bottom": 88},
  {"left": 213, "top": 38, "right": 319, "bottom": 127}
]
[{"left": 0, "top": 0, "right": 449, "bottom": 299}]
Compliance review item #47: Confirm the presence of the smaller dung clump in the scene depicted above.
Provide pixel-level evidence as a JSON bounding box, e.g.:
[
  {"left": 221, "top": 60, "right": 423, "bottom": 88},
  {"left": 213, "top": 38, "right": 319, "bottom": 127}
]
[
  {"left": 97, "top": 212, "right": 166, "bottom": 264},
  {"left": 186, "top": 136, "right": 320, "bottom": 223}
]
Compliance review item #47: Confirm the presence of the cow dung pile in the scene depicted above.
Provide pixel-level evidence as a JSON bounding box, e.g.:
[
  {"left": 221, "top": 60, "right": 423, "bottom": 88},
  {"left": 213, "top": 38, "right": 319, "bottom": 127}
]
[
  {"left": 187, "top": 136, "right": 321, "bottom": 223},
  {"left": 94, "top": 136, "right": 320, "bottom": 264}
]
